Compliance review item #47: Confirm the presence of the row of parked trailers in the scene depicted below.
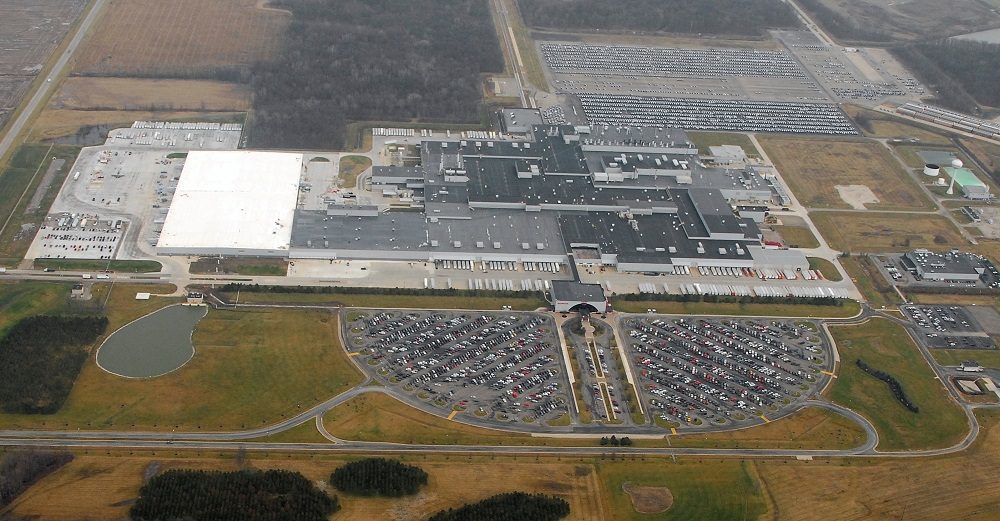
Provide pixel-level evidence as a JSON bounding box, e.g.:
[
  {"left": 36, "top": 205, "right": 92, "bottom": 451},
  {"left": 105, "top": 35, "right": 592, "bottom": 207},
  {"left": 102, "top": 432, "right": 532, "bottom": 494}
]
[
  {"left": 579, "top": 94, "right": 859, "bottom": 136},
  {"left": 696, "top": 266, "right": 826, "bottom": 281},
  {"left": 434, "top": 260, "right": 562, "bottom": 273},
  {"left": 671, "top": 283, "right": 850, "bottom": 299},
  {"left": 897, "top": 103, "right": 1000, "bottom": 140}
]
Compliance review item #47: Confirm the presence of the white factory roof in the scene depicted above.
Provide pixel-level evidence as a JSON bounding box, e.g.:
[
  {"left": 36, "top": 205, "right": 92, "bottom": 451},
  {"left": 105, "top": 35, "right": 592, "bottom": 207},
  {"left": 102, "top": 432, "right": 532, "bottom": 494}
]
[{"left": 157, "top": 151, "right": 303, "bottom": 254}]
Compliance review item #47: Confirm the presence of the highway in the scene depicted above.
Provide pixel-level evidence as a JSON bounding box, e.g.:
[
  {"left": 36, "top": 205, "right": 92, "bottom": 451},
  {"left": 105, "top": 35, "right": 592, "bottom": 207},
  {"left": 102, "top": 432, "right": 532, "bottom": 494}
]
[{"left": 0, "top": 0, "right": 108, "bottom": 166}]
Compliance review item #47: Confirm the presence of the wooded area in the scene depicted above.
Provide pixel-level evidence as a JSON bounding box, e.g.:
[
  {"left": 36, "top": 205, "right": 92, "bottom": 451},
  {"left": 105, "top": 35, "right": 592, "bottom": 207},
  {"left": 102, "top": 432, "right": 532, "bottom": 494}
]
[
  {"left": 250, "top": 0, "right": 504, "bottom": 149},
  {"left": 130, "top": 469, "right": 338, "bottom": 521},
  {"left": 429, "top": 492, "right": 570, "bottom": 521},
  {"left": 517, "top": 0, "right": 799, "bottom": 37},
  {"left": 330, "top": 458, "right": 428, "bottom": 496},
  {"left": 796, "top": 0, "right": 892, "bottom": 42},
  {"left": 0, "top": 451, "right": 74, "bottom": 509},
  {"left": 893, "top": 40, "right": 1000, "bottom": 112},
  {"left": 0, "top": 315, "right": 108, "bottom": 414}
]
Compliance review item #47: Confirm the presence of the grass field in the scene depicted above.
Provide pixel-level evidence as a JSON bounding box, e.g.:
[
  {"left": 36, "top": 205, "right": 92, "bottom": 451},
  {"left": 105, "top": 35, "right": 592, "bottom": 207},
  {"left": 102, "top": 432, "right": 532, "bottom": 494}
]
[
  {"left": 220, "top": 291, "right": 548, "bottom": 311},
  {"left": 686, "top": 131, "right": 760, "bottom": 158},
  {"left": 324, "top": 392, "right": 536, "bottom": 446},
  {"left": 7, "top": 454, "right": 607, "bottom": 521},
  {"left": 0, "top": 306, "right": 364, "bottom": 431},
  {"left": 827, "top": 318, "right": 968, "bottom": 450},
  {"left": 772, "top": 224, "right": 820, "bottom": 248},
  {"left": 32, "top": 258, "right": 162, "bottom": 273},
  {"left": 843, "top": 105, "right": 952, "bottom": 144},
  {"left": 808, "top": 257, "right": 843, "bottom": 281},
  {"left": 931, "top": 349, "right": 1000, "bottom": 370},
  {"left": 73, "top": 0, "right": 289, "bottom": 76},
  {"left": 811, "top": 211, "right": 966, "bottom": 253},
  {"left": 597, "top": 460, "right": 766, "bottom": 521},
  {"left": 668, "top": 407, "right": 866, "bottom": 450},
  {"left": 760, "top": 137, "right": 932, "bottom": 210},
  {"left": 338, "top": 155, "right": 371, "bottom": 190},
  {"left": 189, "top": 257, "right": 286, "bottom": 276},
  {"left": 754, "top": 409, "right": 1000, "bottom": 521},
  {"left": 503, "top": 0, "right": 548, "bottom": 90},
  {"left": 0, "top": 144, "right": 81, "bottom": 264},
  {"left": 0, "top": 281, "right": 69, "bottom": 336},
  {"left": 960, "top": 138, "right": 1000, "bottom": 179},
  {"left": 840, "top": 255, "right": 902, "bottom": 308},
  {"left": 51, "top": 78, "right": 250, "bottom": 112},
  {"left": 610, "top": 299, "right": 861, "bottom": 318}
]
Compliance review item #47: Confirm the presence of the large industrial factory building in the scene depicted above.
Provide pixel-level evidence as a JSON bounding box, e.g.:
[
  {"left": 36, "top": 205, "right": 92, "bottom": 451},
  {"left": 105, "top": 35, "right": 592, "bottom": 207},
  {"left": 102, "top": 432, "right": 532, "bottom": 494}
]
[{"left": 156, "top": 123, "right": 808, "bottom": 274}]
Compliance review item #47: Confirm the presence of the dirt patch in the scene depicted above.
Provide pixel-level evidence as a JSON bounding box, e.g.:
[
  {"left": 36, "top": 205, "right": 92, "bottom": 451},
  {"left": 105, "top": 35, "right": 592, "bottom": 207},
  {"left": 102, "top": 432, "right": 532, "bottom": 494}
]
[
  {"left": 622, "top": 482, "right": 673, "bottom": 514},
  {"left": 835, "top": 184, "right": 880, "bottom": 210}
]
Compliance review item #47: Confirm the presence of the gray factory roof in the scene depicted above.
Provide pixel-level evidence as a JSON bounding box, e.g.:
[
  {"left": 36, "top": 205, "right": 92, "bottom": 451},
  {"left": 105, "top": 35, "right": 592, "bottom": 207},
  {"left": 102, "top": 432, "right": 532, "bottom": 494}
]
[
  {"left": 500, "top": 108, "right": 544, "bottom": 134},
  {"left": 551, "top": 280, "right": 606, "bottom": 303},
  {"left": 903, "top": 249, "right": 986, "bottom": 276}
]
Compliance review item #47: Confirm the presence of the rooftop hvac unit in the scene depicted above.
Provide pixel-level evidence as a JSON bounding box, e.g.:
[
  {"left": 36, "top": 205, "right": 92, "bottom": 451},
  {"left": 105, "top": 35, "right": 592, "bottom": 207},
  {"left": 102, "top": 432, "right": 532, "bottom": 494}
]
[
  {"left": 453, "top": 241, "right": 462, "bottom": 248},
  {"left": 521, "top": 242, "right": 530, "bottom": 250},
  {"left": 536, "top": 243, "right": 545, "bottom": 250},
  {"left": 476, "top": 241, "right": 485, "bottom": 248},
  {"left": 493, "top": 242, "right": 501, "bottom": 249}
]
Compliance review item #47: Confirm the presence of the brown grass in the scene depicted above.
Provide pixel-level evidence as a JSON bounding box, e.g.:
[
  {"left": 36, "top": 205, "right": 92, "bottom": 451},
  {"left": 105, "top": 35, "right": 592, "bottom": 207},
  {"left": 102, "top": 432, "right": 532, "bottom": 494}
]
[
  {"left": 811, "top": 211, "right": 966, "bottom": 253},
  {"left": 772, "top": 224, "right": 820, "bottom": 248},
  {"left": 622, "top": 482, "right": 672, "bottom": 514},
  {"left": 51, "top": 78, "right": 250, "bottom": 111},
  {"left": 8, "top": 454, "right": 606, "bottom": 521},
  {"left": 73, "top": 0, "right": 289, "bottom": 76},
  {"left": 760, "top": 137, "right": 932, "bottom": 210},
  {"left": 754, "top": 409, "right": 1000, "bottom": 521},
  {"left": 667, "top": 407, "right": 867, "bottom": 450},
  {"left": 843, "top": 105, "right": 952, "bottom": 144}
]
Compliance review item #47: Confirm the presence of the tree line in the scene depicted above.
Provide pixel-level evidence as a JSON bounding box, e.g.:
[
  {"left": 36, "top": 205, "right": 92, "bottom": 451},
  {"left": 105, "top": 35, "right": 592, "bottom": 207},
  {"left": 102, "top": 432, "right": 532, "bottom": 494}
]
[
  {"left": 856, "top": 358, "right": 919, "bottom": 413},
  {"left": 795, "top": 0, "right": 892, "bottom": 42},
  {"left": 0, "top": 315, "right": 108, "bottom": 414},
  {"left": 893, "top": 39, "right": 1000, "bottom": 113},
  {"left": 428, "top": 492, "right": 570, "bottom": 521},
  {"left": 249, "top": 0, "right": 504, "bottom": 149},
  {"left": 0, "top": 451, "right": 74, "bottom": 509},
  {"left": 600, "top": 435, "right": 633, "bottom": 446},
  {"left": 330, "top": 458, "right": 428, "bottom": 497},
  {"left": 517, "top": 0, "right": 799, "bottom": 37},
  {"left": 130, "top": 469, "right": 339, "bottom": 521}
]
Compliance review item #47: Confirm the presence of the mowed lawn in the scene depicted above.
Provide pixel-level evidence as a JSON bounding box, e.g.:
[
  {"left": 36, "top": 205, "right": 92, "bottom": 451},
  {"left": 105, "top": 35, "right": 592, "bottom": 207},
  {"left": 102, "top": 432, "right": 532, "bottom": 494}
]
[
  {"left": 0, "top": 282, "right": 69, "bottom": 336},
  {"left": 828, "top": 318, "right": 968, "bottom": 450},
  {"left": 0, "top": 307, "right": 364, "bottom": 431},
  {"left": 760, "top": 137, "right": 932, "bottom": 210},
  {"left": 669, "top": 406, "right": 867, "bottom": 450},
  {"left": 811, "top": 211, "right": 966, "bottom": 253},
  {"left": 598, "top": 460, "right": 766, "bottom": 521},
  {"left": 223, "top": 291, "right": 548, "bottom": 311},
  {"left": 323, "top": 392, "right": 534, "bottom": 446}
]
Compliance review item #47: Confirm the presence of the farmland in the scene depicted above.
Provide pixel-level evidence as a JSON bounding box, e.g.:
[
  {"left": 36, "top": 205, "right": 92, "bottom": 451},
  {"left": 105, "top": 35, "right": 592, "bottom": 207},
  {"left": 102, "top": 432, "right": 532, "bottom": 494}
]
[
  {"left": 0, "top": 1, "right": 87, "bottom": 128},
  {"left": 827, "top": 318, "right": 968, "bottom": 450},
  {"left": 51, "top": 78, "right": 250, "bottom": 112},
  {"left": 811, "top": 211, "right": 966, "bottom": 253},
  {"left": 760, "top": 137, "right": 932, "bottom": 210},
  {"left": 72, "top": 0, "right": 289, "bottom": 77}
]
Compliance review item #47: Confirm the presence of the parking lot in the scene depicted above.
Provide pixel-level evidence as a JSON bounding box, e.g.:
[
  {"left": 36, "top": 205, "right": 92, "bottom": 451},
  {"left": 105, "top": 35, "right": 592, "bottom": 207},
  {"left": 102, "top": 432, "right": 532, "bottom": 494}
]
[
  {"left": 344, "top": 310, "right": 572, "bottom": 426},
  {"left": 902, "top": 305, "right": 997, "bottom": 350},
  {"left": 26, "top": 213, "right": 125, "bottom": 260},
  {"left": 578, "top": 94, "right": 857, "bottom": 135},
  {"left": 623, "top": 316, "right": 830, "bottom": 429},
  {"left": 562, "top": 315, "right": 639, "bottom": 425}
]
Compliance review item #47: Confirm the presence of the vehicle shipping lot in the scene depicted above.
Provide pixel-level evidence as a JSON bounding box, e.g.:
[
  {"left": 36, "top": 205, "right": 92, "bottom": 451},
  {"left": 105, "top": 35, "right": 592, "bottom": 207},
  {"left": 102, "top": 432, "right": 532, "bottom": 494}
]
[
  {"left": 901, "top": 305, "right": 997, "bottom": 350},
  {"left": 623, "top": 316, "right": 830, "bottom": 429},
  {"left": 0, "top": 0, "right": 86, "bottom": 127},
  {"left": 344, "top": 310, "right": 572, "bottom": 426},
  {"left": 577, "top": 94, "right": 857, "bottom": 135}
]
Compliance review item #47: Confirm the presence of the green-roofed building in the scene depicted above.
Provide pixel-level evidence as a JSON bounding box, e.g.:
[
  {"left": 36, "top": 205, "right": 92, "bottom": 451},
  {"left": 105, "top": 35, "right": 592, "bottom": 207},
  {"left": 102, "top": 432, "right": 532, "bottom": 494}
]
[{"left": 944, "top": 167, "right": 991, "bottom": 200}]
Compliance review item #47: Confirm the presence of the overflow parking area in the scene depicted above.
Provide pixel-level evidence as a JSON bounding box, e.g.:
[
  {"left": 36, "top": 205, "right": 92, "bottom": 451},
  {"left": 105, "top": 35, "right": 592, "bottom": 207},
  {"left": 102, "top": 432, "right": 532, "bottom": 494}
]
[
  {"left": 343, "top": 309, "right": 573, "bottom": 426},
  {"left": 622, "top": 316, "right": 831, "bottom": 429}
]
